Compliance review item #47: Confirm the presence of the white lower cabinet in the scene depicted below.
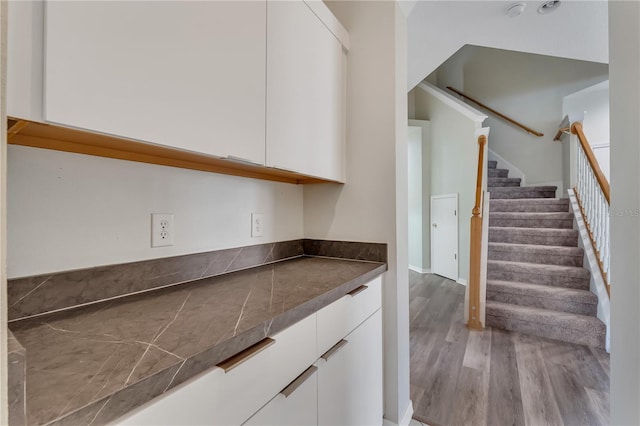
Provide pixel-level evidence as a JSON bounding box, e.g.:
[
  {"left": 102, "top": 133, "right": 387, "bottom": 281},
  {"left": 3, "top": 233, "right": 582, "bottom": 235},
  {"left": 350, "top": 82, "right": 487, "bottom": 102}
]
[
  {"left": 114, "top": 277, "right": 382, "bottom": 426},
  {"left": 318, "top": 309, "right": 383, "bottom": 426},
  {"left": 116, "top": 313, "right": 317, "bottom": 426}
]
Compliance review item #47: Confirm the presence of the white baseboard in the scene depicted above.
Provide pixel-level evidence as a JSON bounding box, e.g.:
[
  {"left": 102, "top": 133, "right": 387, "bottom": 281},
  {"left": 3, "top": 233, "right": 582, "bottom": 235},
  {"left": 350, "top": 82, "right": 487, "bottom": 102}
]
[
  {"left": 383, "top": 401, "right": 414, "bottom": 426},
  {"left": 457, "top": 278, "right": 467, "bottom": 286},
  {"left": 409, "top": 265, "right": 431, "bottom": 274}
]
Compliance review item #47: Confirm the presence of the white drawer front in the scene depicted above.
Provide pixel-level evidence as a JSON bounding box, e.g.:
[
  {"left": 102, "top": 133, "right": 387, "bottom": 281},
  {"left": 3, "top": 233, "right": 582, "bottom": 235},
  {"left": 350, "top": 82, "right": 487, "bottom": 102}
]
[
  {"left": 115, "top": 313, "right": 316, "bottom": 426},
  {"left": 316, "top": 276, "right": 382, "bottom": 358}
]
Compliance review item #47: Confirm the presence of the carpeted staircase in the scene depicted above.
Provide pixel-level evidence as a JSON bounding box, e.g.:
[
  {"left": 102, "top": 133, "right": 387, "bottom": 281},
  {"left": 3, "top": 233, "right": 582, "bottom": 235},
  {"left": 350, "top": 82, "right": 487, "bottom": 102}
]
[{"left": 485, "top": 160, "right": 605, "bottom": 348}]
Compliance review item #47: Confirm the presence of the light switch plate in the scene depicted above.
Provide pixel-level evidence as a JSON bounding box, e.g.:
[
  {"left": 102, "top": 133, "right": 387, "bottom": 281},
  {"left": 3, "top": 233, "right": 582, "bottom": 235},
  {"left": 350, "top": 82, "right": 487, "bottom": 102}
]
[{"left": 251, "top": 213, "right": 264, "bottom": 237}]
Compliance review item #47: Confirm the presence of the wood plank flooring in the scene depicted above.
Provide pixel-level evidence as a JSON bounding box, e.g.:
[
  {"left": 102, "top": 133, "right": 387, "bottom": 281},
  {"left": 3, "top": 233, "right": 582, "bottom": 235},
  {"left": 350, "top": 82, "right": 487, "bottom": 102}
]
[{"left": 409, "top": 271, "right": 609, "bottom": 426}]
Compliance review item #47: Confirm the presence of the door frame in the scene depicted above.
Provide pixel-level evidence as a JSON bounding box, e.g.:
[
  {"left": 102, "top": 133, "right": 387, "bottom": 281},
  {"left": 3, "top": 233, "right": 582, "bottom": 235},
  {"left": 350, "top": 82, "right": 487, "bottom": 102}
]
[{"left": 430, "top": 193, "right": 458, "bottom": 282}]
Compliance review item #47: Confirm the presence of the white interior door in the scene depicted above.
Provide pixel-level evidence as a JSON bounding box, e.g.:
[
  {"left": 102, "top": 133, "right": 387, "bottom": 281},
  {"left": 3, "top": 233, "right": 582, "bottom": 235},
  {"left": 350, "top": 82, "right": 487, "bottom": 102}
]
[{"left": 430, "top": 194, "right": 458, "bottom": 281}]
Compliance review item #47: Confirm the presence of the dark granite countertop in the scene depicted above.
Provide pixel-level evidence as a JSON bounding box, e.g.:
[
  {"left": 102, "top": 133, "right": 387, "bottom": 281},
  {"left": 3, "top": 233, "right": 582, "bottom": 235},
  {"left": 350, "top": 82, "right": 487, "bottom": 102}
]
[{"left": 9, "top": 256, "right": 385, "bottom": 425}]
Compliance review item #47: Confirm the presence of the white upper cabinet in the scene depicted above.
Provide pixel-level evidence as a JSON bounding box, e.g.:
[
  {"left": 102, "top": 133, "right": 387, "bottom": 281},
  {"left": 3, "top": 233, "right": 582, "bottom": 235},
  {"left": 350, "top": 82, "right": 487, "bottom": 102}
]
[
  {"left": 43, "top": 1, "right": 267, "bottom": 165},
  {"left": 7, "top": 0, "right": 45, "bottom": 122},
  {"left": 266, "top": 0, "right": 348, "bottom": 182}
]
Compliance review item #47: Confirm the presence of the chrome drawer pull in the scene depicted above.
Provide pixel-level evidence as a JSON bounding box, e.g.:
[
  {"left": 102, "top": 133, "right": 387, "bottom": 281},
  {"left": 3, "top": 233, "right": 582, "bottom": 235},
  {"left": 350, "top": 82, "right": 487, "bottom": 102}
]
[
  {"left": 321, "top": 339, "right": 348, "bottom": 361},
  {"left": 280, "top": 365, "right": 318, "bottom": 398},
  {"left": 347, "top": 285, "right": 368, "bottom": 297},
  {"left": 217, "top": 337, "right": 275, "bottom": 372}
]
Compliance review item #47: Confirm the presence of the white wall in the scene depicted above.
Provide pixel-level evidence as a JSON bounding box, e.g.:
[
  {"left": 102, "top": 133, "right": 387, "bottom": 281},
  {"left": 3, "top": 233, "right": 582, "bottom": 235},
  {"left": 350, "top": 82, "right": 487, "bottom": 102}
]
[
  {"left": 408, "top": 119, "right": 431, "bottom": 271},
  {"left": 407, "top": 1, "right": 608, "bottom": 89},
  {"left": 304, "top": 2, "right": 411, "bottom": 423},
  {"left": 609, "top": 1, "right": 640, "bottom": 424},
  {"left": 0, "top": 1, "right": 8, "bottom": 423},
  {"left": 412, "top": 84, "right": 486, "bottom": 284},
  {"left": 7, "top": 146, "right": 304, "bottom": 277},
  {"left": 408, "top": 126, "right": 423, "bottom": 271},
  {"left": 433, "top": 45, "right": 608, "bottom": 193}
]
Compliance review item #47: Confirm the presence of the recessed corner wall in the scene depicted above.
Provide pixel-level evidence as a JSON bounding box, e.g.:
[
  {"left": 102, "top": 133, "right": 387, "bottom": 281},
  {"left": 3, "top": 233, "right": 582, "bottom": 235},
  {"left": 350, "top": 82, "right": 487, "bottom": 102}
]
[
  {"left": 412, "top": 85, "right": 485, "bottom": 284},
  {"left": 304, "top": 1, "right": 411, "bottom": 423}
]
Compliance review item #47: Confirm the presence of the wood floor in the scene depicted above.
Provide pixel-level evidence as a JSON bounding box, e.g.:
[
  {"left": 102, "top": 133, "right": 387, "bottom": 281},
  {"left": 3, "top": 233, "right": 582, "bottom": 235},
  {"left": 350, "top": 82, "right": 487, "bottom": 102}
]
[{"left": 409, "top": 271, "right": 610, "bottom": 426}]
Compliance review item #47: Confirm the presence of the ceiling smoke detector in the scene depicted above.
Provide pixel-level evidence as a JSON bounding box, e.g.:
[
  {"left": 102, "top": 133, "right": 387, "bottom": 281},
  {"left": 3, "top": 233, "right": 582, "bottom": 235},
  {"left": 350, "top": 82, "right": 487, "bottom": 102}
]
[
  {"left": 506, "top": 3, "right": 526, "bottom": 18},
  {"left": 538, "top": 0, "right": 561, "bottom": 14}
]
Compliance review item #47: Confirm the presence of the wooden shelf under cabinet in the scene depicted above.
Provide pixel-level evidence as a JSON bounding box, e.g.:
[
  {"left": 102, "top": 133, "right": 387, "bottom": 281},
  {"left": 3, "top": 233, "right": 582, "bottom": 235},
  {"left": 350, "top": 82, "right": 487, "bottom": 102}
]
[{"left": 7, "top": 118, "right": 337, "bottom": 185}]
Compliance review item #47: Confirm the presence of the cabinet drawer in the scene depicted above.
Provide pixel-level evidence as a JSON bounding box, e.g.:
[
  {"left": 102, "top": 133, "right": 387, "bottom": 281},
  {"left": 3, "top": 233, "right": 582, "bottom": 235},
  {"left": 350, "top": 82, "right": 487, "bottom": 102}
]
[
  {"left": 115, "top": 313, "right": 316, "bottom": 426},
  {"left": 317, "top": 276, "right": 382, "bottom": 358},
  {"left": 243, "top": 365, "right": 318, "bottom": 426}
]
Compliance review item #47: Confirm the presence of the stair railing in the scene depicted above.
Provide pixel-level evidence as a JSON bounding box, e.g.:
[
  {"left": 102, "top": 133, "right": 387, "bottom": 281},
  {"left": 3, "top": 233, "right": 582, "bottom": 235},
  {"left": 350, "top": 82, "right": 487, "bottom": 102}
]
[
  {"left": 467, "top": 134, "right": 487, "bottom": 330},
  {"left": 571, "top": 122, "right": 611, "bottom": 295},
  {"left": 447, "top": 87, "right": 544, "bottom": 137}
]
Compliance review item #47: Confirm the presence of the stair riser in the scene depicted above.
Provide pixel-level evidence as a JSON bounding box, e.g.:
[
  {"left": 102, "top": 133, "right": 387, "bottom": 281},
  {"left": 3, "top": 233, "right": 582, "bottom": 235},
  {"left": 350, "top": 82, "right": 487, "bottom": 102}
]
[
  {"left": 488, "top": 230, "right": 578, "bottom": 247},
  {"left": 486, "top": 314, "right": 605, "bottom": 348},
  {"left": 489, "top": 182, "right": 522, "bottom": 187},
  {"left": 489, "top": 218, "right": 574, "bottom": 229},
  {"left": 487, "top": 267, "right": 589, "bottom": 290},
  {"left": 488, "top": 161, "right": 497, "bottom": 169},
  {"left": 488, "top": 248, "right": 583, "bottom": 267},
  {"left": 491, "top": 191, "right": 557, "bottom": 199},
  {"left": 490, "top": 201, "right": 569, "bottom": 213},
  {"left": 489, "top": 169, "right": 509, "bottom": 178},
  {"left": 486, "top": 290, "right": 596, "bottom": 316}
]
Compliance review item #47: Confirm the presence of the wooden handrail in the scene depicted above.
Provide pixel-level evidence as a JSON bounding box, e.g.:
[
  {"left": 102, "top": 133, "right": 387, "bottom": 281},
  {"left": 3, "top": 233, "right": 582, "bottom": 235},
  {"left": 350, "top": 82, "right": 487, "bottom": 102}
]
[
  {"left": 446, "top": 87, "right": 544, "bottom": 137},
  {"left": 553, "top": 115, "right": 571, "bottom": 141},
  {"left": 467, "top": 134, "right": 487, "bottom": 331},
  {"left": 571, "top": 122, "right": 610, "bottom": 203},
  {"left": 473, "top": 135, "right": 487, "bottom": 216}
]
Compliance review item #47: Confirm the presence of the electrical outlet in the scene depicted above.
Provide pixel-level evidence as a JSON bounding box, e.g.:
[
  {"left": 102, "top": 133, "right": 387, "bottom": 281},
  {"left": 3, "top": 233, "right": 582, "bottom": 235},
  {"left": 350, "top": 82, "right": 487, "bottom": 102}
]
[
  {"left": 151, "top": 213, "right": 174, "bottom": 247},
  {"left": 251, "top": 213, "right": 264, "bottom": 237}
]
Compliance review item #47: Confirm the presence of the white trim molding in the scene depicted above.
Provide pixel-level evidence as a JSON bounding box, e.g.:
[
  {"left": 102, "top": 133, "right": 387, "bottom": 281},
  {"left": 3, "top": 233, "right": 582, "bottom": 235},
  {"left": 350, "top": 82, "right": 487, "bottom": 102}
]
[
  {"left": 409, "top": 265, "right": 431, "bottom": 274},
  {"left": 384, "top": 400, "right": 414, "bottom": 426}
]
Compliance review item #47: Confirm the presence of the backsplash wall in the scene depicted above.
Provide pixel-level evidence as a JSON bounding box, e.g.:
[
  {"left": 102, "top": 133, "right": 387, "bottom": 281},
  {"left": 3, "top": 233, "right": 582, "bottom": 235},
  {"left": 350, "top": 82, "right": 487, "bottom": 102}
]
[{"left": 7, "top": 145, "right": 304, "bottom": 278}]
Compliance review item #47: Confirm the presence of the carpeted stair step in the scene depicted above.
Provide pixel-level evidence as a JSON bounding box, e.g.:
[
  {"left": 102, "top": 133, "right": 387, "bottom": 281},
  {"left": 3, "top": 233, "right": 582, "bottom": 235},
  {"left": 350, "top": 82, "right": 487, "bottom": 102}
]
[
  {"left": 489, "top": 168, "right": 509, "bottom": 178},
  {"left": 489, "top": 212, "right": 574, "bottom": 229},
  {"left": 488, "top": 177, "right": 522, "bottom": 187},
  {"left": 486, "top": 301, "right": 605, "bottom": 348},
  {"left": 490, "top": 198, "right": 570, "bottom": 213},
  {"left": 487, "top": 260, "right": 590, "bottom": 289},
  {"left": 488, "top": 160, "right": 497, "bottom": 169},
  {"left": 490, "top": 186, "right": 557, "bottom": 199},
  {"left": 489, "top": 227, "right": 579, "bottom": 247},
  {"left": 487, "top": 280, "right": 598, "bottom": 316},
  {"left": 488, "top": 242, "right": 583, "bottom": 267}
]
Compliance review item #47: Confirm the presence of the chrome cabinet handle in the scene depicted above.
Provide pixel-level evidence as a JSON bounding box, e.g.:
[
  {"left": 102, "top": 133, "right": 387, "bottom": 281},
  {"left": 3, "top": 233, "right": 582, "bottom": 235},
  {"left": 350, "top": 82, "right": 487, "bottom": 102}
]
[
  {"left": 217, "top": 337, "right": 275, "bottom": 372},
  {"left": 321, "top": 339, "right": 348, "bottom": 361},
  {"left": 280, "top": 366, "right": 318, "bottom": 398}
]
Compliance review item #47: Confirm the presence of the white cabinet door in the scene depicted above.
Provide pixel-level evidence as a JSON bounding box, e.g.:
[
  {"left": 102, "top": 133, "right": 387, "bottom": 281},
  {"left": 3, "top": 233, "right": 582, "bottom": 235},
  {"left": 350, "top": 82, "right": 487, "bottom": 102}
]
[
  {"left": 266, "top": 0, "right": 346, "bottom": 181},
  {"left": 317, "top": 309, "right": 383, "bottom": 426},
  {"left": 7, "top": 0, "right": 45, "bottom": 122},
  {"left": 244, "top": 366, "right": 318, "bottom": 426},
  {"left": 44, "top": 1, "right": 267, "bottom": 164}
]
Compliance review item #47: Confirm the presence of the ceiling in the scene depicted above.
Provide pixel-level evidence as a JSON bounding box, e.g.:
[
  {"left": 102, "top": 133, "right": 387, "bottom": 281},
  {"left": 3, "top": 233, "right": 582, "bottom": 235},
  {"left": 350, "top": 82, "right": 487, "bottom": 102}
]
[{"left": 406, "top": 1, "right": 609, "bottom": 89}]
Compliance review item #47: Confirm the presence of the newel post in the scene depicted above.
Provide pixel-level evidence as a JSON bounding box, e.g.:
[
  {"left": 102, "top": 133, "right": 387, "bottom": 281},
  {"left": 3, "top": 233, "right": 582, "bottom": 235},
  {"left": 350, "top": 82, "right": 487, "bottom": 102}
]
[{"left": 467, "top": 135, "right": 486, "bottom": 330}]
